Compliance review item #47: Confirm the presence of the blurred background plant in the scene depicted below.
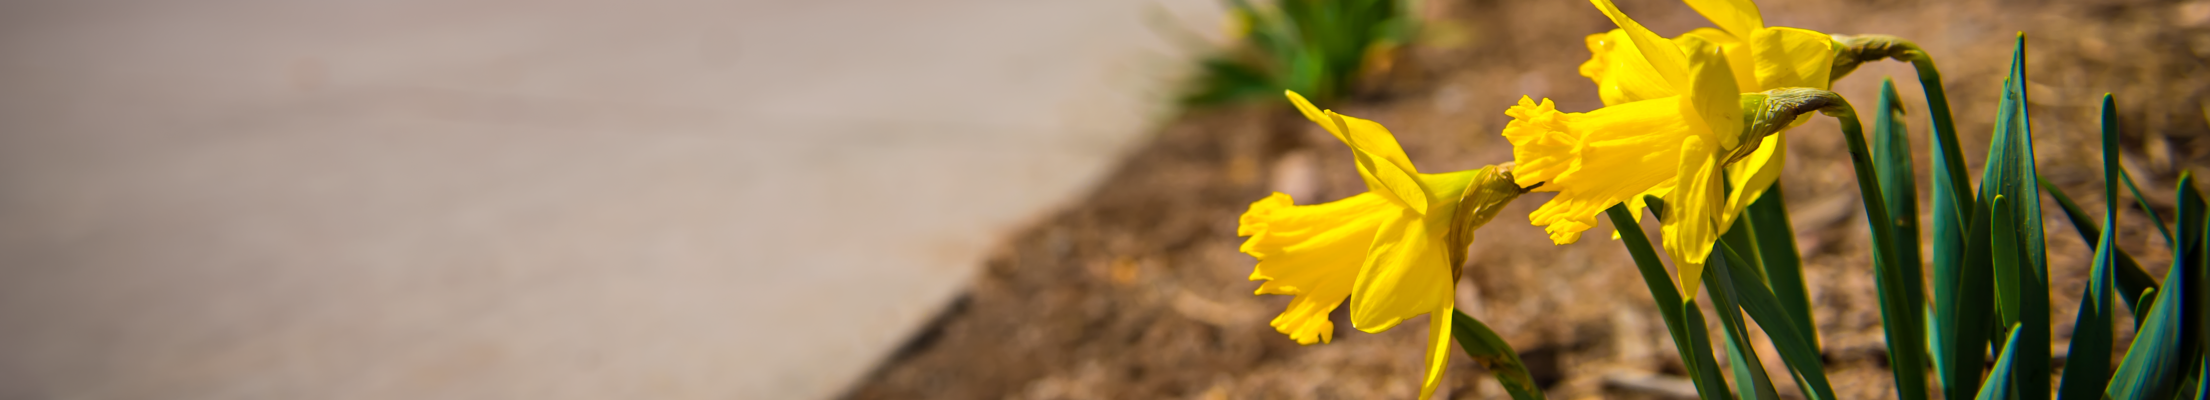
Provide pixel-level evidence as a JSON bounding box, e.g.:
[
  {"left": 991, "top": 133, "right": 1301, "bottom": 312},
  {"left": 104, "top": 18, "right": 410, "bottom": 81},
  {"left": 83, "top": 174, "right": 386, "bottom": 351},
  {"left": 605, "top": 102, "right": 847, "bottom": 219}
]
[{"left": 1183, "top": 0, "right": 1414, "bottom": 106}]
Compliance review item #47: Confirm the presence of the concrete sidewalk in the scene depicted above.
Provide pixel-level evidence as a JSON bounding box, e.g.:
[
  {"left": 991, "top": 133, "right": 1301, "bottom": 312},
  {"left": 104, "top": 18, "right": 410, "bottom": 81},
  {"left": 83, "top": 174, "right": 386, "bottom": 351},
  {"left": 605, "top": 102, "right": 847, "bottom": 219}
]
[{"left": 0, "top": 0, "right": 1219, "bottom": 398}]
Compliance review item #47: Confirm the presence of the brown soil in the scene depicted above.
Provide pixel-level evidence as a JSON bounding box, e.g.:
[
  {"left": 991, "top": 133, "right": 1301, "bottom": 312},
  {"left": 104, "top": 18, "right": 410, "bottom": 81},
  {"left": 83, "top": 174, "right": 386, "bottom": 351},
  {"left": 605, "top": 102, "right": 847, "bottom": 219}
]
[{"left": 844, "top": 0, "right": 2210, "bottom": 398}]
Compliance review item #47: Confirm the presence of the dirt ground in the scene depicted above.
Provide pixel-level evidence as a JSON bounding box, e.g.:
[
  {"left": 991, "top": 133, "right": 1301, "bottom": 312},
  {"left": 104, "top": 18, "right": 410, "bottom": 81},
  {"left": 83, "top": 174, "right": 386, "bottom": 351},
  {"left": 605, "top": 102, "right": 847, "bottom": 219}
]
[{"left": 843, "top": 0, "right": 2210, "bottom": 398}]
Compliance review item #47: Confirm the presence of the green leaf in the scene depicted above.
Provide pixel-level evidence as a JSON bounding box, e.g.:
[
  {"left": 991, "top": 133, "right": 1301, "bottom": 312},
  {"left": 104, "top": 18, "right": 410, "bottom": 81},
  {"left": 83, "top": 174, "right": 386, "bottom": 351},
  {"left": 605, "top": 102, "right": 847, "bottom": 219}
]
[
  {"left": 1977, "top": 323, "right": 2027, "bottom": 400},
  {"left": 1704, "top": 261, "right": 1781, "bottom": 400},
  {"left": 2171, "top": 172, "right": 2208, "bottom": 399},
  {"left": 2056, "top": 92, "right": 2124, "bottom": 400},
  {"left": 1974, "top": 35, "right": 2050, "bottom": 398},
  {"left": 2137, "top": 288, "right": 2160, "bottom": 325},
  {"left": 2193, "top": 180, "right": 2210, "bottom": 400},
  {"left": 1898, "top": 50, "right": 1974, "bottom": 394},
  {"left": 1450, "top": 310, "right": 1548, "bottom": 400},
  {"left": 1900, "top": 43, "right": 1970, "bottom": 223},
  {"left": 1870, "top": 78, "right": 1931, "bottom": 400},
  {"left": 2119, "top": 168, "right": 2177, "bottom": 249},
  {"left": 1803, "top": 76, "right": 1944, "bottom": 397},
  {"left": 2172, "top": 172, "right": 2208, "bottom": 377},
  {"left": 1711, "top": 242, "right": 1839, "bottom": 400},
  {"left": 1728, "top": 202, "right": 1826, "bottom": 399},
  {"left": 1991, "top": 195, "right": 2053, "bottom": 397},
  {"left": 1944, "top": 186, "right": 1999, "bottom": 400},
  {"left": 2107, "top": 172, "right": 2196, "bottom": 398},
  {"left": 2039, "top": 176, "right": 2163, "bottom": 315},
  {"left": 1608, "top": 204, "right": 1731, "bottom": 400},
  {"left": 1747, "top": 186, "right": 1816, "bottom": 347},
  {"left": 1924, "top": 71, "right": 1972, "bottom": 395},
  {"left": 1189, "top": 0, "right": 1410, "bottom": 106}
]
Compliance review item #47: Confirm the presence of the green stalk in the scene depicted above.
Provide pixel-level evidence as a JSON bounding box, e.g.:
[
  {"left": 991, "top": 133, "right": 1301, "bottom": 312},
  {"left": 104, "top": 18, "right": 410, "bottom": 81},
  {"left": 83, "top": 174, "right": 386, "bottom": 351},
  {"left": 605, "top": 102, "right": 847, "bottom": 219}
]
[
  {"left": 1607, "top": 205, "right": 1731, "bottom": 400},
  {"left": 1902, "top": 48, "right": 1971, "bottom": 225}
]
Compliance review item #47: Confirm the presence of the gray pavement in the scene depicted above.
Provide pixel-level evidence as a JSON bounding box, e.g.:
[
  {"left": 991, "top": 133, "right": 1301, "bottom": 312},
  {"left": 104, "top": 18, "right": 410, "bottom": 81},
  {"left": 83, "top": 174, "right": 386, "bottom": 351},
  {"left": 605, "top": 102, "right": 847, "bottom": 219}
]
[{"left": 0, "top": 0, "right": 1219, "bottom": 398}]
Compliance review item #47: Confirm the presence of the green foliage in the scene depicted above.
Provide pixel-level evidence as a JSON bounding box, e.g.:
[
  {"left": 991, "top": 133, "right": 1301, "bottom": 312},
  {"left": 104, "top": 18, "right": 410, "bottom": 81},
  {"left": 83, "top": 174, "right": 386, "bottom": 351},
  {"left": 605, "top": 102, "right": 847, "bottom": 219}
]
[
  {"left": 1184, "top": 0, "right": 1413, "bottom": 106},
  {"left": 1601, "top": 33, "right": 2210, "bottom": 400},
  {"left": 1870, "top": 79, "right": 1931, "bottom": 400},
  {"left": 1608, "top": 203, "right": 1732, "bottom": 400},
  {"left": 2108, "top": 175, "right": 2199, "bottom": 399},
  {"left": 1979, "top": 323, "right": 2028, "bottom": 400},
  {"left": 1450, "top": 310, "right": 1547, "bottom": 400},
  {"left": 2041, "top": 176, "right": 2165, "bottom": 315}
]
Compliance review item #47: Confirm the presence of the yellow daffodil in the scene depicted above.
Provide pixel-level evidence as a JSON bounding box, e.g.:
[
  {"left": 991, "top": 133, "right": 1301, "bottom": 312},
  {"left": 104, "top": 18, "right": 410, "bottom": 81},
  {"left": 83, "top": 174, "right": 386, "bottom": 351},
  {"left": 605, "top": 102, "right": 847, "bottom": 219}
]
[
  {"left": 1574, "top": 0, "right": 1838, "bottom": 235},
  {"left": 1240, "top": 90, "right": 1523, "bottom": 399},
  {"left": 1505, "top": 0, "right": 1835, "bottom": 298}
]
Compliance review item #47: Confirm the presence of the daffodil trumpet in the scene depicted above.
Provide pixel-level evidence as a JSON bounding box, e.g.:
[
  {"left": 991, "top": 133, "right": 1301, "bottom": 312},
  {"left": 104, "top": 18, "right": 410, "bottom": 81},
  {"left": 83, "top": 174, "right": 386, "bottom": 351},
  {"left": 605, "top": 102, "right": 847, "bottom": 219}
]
[{"left": 1238, "top": 90, "right": 1526, "bottom": 399}]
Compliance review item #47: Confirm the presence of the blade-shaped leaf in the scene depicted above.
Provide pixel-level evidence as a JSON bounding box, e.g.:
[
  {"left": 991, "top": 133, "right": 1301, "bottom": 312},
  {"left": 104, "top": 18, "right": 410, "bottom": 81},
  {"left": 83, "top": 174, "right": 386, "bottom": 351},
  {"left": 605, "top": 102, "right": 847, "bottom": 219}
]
[
  {"left": 1747, "top": 186, "right": 1817, "bottom": 349},
  {"left": 1711, "top": 242, "right": 1839, "bottom": 400},
  {"left": 1712, "top": 214, "right": 1781, "bottom": 399},
  {"left": 1451, "top": 310, "right": 1548, "bottom": 400},
  {"left": 2173, "top": 172, "right": 2208, "bottom": 398},
  {"left": 2193, "top": 183, "right": 2210, "bottom": 400},
  {"left": 1870, "top": 78, "right": 1931, "bottom": 400},
  {"left": 2119, "top": 168, "right": 2177, "bottom": 249},
  {"left": 1991, "top": 195, "right": 2052, "bottom": 398},
  {"left": 2107, "top": 172, "right": 2196, "bottom": 399},
  {"left": 1925, "top": 95, "right": 1970, "bottom": 393},
  {"left": 1977, "top": 323, "right": 2027, "bottom": 400},
  {"left": 1609, "top": 204, "right": 1731, "bottom": 400},
  {"left": 2172, "top": 172, "right": 2208, "bottom": 376},
  {"left": 1974, "top": 35, "right": 2050, "bottom": 397},
  {"left": 1920, "top": 58, "right": 1973, "bottom": 394},
  {"left": 1944, "top": 186, "right": 1999, "bottom": 400},
  {"left": 1704, "top": 260, "right": 1781, "bottom": 400},
  {"left": 2040, "top": 176, "right": 2162, "bottom": 314},
  {"left": 2056, "top": 92, "right": 2125, "bottom": 400}
]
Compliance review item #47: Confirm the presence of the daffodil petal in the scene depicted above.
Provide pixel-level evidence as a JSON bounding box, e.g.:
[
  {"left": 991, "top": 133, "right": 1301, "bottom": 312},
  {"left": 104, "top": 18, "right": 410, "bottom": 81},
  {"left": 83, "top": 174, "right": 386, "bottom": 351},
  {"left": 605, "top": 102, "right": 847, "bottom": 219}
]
[
  {"left": 1589, "top": 0, "right": 1691, "bottom": 90},
  {"left": 1682, "top": 0, "right": 1764, "bottom": 40},
  {"left": 1286, "top": 90, "right": 1341, "bottom": 141},
  {"left": 1722, "top": 132, "right": 1786, "bottom": 224},
  {"left": 1286, "top": 90, "right": 1433, "bottom": 212},
  {"left": 1507, "top": 96, "right": 1698, "bottom": 244},
  {"left": 1584, "top": 29, "right": 1681, "bottom": 105},
  {"left": 1347, "top": 207, "right": 1454, "bottom": 332},
  {"left": 1680, "top": 35, "right": 1743, "bottom": 151},
  {"left": 1240, "top": 192, "right": 1396, "bottom": 344},
  {"left": 1418, "top": 305, "right": 1454, "bottom": 400},
  {"left": 1331, "top": 112, "right": 1433, "bottom": 213},
  {"left": 1416, "top": 169, "right": 1486, "bottom": 215},
  {"left": 1662, "top": 136, "right": 1727, "bottom": 300},
  {"left": 1677, "top": 27, "right": 1759, "bottom": 93},
  {"left": 1501, "top": 97, "right": 1574, "bottom": 187},
  {"left": 1750, "top": 27, "right": 1838, "bottom": 92}
]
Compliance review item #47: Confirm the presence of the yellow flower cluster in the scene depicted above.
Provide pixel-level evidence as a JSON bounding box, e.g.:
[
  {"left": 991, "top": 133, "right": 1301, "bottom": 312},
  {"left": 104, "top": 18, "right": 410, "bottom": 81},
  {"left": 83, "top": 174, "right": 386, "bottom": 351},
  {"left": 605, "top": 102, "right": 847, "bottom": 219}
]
[
  {"left": 1235, "top": 0, "right": 1855, "bottom": 397},
  {"left": 1511, "top": 0, "right": 1838, "bottom": 298}
]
